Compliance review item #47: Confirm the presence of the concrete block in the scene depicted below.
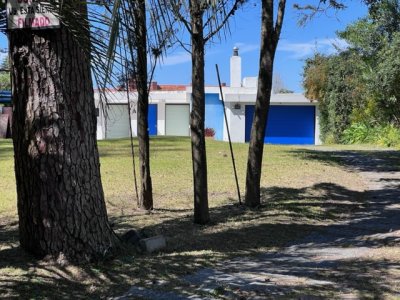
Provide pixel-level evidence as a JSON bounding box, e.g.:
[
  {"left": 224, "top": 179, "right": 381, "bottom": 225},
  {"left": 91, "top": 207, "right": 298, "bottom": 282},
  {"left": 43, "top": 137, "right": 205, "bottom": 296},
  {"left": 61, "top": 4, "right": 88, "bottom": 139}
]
[{"left": 139, "top": 235, "right": 166, "bottom": 253}]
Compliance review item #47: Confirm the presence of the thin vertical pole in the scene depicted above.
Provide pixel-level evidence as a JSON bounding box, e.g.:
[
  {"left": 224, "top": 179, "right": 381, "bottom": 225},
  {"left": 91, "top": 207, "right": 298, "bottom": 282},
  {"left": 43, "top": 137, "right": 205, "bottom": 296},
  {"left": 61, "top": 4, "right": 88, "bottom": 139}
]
[
  {"left": 215, "top": 64, "right": 242, "bottom": 205},
  {"left": 119, "top": 10, "right": 139, "bottom": 203},
  {"left": 124, "top": 61, "right": 140, "bottom": 204}
]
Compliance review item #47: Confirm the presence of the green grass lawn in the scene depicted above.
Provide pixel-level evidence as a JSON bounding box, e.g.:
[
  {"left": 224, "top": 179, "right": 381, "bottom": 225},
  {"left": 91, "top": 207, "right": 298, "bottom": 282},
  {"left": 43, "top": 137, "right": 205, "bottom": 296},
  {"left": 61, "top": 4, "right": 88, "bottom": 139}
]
[{"left": 0, "top": 137, "right": 368, "bottom": 298}]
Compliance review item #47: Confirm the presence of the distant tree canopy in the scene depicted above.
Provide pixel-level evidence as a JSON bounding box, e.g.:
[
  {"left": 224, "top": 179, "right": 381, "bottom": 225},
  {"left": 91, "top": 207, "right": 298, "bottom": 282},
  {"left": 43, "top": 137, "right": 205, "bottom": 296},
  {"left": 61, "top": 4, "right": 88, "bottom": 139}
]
[{"left": 303, "top": 0, "right": 400, "bottom": 146}]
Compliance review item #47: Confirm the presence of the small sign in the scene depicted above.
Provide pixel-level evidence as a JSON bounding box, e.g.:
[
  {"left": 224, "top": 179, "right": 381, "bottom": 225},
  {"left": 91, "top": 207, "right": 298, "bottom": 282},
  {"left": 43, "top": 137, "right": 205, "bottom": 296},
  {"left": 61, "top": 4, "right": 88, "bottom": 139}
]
[{"left": 7, "top": 0, "right": 60, "bottom": 30}]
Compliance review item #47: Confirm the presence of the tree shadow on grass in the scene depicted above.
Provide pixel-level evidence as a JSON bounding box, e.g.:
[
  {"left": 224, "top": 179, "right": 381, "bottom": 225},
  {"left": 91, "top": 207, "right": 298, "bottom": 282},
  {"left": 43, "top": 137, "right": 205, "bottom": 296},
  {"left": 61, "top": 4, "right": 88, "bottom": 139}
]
[
  {"left": 261, "top": 182, "right": 365, "bottom": 221},
  {"left": 98, "top": 136, "right": 191, "bottom": 158},
  {"left": 131, "top": 180, "right": 396, "bottom": 255},
  {"left": 1, "top": 176, "right": 399, "bottom": 298},
  {"left": 289, "top": 148, "right": 400, "bottom": 173},
  {"left": 0, "top": 220, "right": 136, "bottom": 299},
  {"left": 128, "top": 177, "right": 399, "bottom": 299}
]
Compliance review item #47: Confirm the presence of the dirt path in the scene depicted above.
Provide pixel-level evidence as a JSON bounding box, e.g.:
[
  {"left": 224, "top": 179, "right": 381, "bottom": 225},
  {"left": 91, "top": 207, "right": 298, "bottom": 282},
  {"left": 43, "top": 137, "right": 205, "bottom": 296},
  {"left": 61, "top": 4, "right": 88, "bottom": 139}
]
[{"left": 117, "top": 149, "right": 400, "bottom": 300}]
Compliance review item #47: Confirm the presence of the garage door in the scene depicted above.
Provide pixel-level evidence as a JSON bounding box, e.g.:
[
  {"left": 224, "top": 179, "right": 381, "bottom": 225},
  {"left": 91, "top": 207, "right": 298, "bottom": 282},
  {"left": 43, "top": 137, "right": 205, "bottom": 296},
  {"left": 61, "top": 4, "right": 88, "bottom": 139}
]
[
  {"left": 106, "top": 104, "right": 130, "bottom": 139},
  {"left": 106, "top": 104, "right": 158, "bottom": 139},
  {"left": 245, "top": 105, "right": 315, "bottom": 144},
  {"left": 165, "top": 104, "right": 190, "bottom": 136},
  {"left": 148, "top": 104, "right": 157, "bottom": 136}
]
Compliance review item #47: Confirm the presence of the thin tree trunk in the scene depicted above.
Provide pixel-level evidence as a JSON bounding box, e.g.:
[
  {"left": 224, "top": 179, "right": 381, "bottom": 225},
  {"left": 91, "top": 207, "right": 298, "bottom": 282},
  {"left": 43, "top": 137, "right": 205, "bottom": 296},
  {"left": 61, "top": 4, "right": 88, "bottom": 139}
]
[
  {"left": 190, "top": 2, "right": 209, "bottom": 224},
  {"left": 135, "top": 0, "right": 153, "bottom": 210},
  {"left": 10, "top": 23, "right": 119, "bottom": 261},
  {"left": 245, "top": 0, "right": 285, "bottom": 207}
]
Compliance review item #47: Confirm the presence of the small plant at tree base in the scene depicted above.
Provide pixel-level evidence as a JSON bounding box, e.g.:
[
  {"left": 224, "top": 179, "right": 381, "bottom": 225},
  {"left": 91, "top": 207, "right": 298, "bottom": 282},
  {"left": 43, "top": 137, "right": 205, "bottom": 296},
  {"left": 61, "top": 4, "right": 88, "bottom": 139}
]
[{"left": 205, "top": 127, "right": 215, "bottom": 138}]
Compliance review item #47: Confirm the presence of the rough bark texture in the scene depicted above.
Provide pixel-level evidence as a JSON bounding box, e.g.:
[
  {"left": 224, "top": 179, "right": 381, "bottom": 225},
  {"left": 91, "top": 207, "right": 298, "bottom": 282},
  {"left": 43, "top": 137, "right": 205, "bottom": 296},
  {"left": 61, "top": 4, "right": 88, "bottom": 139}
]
[
  {"left": 245, "top": 0, "right": 285, "bottom": 207},
  {"left": 135, "top": 0, "right": 153, "bottom": 210},
  {"left": 190, "top": 2, "right": 209, "bottom": 224},
  {"left": 10, "top": 25, "right": 119, "bottom": 262}
]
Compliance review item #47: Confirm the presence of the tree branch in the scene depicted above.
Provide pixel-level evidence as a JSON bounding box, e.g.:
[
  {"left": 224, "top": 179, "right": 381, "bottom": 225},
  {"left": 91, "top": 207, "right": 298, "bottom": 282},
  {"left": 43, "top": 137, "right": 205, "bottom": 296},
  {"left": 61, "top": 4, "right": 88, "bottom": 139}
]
[
  {"left": 274, "top": 0, "right": 286, "bottom": 46},
  {"left": 169, "top": 1, "right": 192, "bottom": 35},
  {"left": 294, "top": 0, "right": 347, "bottom": 26},
  {"left": 204, "top": 0, "right": 244, "bottom": 43}
]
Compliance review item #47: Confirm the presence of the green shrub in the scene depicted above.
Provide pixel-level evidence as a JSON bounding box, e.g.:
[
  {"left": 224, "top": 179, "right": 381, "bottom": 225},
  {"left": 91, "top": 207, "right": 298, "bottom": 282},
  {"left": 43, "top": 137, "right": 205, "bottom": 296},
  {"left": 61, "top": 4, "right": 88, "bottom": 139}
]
[
  {"left": 324, "top": 133, "right": 338, "bottom": 145},
  {"left": 342, "top": 123, "right": 371, "bottom": 144},
  {"left": 375, "top": 124, "right": 400, "bottom": 147},
  {"left": 342, "top": 122, "right": 400, "bottom": 147}
]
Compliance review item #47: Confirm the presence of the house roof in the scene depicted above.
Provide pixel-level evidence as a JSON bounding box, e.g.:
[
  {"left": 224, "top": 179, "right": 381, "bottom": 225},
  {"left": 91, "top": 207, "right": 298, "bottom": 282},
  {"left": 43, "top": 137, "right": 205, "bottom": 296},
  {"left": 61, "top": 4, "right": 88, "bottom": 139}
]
[
  {"left": 94, "top": 84, "right": 316, "bottom": 105},
  {"left": 157, "top": 84, "right": 187, "bottom": 91}
]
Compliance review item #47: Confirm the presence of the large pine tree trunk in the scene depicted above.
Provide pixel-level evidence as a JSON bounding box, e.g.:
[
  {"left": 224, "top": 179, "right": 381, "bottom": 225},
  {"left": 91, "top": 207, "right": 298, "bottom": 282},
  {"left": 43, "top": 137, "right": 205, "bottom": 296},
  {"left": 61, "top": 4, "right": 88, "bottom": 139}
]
[
  {"left": 10, "top": 24, "right": 119, "bottom": 261},
  {"left": 190, "top": 3, "right": 209, "bottom": 224},
  {"left": 135, "top": 0, "right": 153, "bottom": 210},
  {"left": 245, "top": 0, "right": 278, "bottom": 207}
]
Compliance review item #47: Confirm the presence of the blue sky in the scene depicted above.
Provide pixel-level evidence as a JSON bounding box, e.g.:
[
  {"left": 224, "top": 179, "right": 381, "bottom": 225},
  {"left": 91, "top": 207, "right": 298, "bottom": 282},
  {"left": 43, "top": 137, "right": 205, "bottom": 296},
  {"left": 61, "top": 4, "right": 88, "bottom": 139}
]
[
  {"left": 0, "top": 1, "right": 368, "bottom": 92},
  {"left": 155, "top": 0, "right": 368, "bottom": 92}
]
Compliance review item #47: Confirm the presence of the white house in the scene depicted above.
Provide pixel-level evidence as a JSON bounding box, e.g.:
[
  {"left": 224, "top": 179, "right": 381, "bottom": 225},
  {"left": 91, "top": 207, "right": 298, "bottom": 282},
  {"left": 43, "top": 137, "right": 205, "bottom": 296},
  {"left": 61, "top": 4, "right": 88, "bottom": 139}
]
[{"left": 95, "top": 48, "right": 321, "bottom": 145}]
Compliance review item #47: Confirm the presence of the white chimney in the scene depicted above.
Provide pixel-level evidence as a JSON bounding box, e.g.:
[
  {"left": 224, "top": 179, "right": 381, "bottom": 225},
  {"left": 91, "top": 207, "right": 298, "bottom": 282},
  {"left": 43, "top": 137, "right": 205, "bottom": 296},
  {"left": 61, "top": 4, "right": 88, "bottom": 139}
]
[{"left": 230, "top": 46, "right": 242, "bottom": 87}]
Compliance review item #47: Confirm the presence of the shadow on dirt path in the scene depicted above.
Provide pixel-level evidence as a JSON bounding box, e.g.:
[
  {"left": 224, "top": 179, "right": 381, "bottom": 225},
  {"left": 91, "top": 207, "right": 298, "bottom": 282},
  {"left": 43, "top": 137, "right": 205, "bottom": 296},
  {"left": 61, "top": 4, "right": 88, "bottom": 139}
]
[{"left": 117, "top": 148, "right": 400, "bottom": 300}]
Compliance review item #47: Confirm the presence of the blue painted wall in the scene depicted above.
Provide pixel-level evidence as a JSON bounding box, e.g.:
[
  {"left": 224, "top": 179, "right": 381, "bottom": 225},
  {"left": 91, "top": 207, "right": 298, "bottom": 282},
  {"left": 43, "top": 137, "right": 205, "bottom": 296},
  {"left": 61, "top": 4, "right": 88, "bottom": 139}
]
[
  {"left": 245, "top": 105, "right": 315, "bottom": 144},
  {"left": 205, "top": 93, "right": 224, "bottom": 140},
  {"left": 148, "top": 104, "right": 157, "bottom": 136}
]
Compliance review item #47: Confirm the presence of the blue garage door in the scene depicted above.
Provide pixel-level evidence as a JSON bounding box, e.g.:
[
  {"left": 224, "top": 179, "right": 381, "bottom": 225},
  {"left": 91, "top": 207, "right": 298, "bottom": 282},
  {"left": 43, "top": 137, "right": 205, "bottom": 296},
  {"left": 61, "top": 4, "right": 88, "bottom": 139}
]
[
  {"left": 245, "top": 105, "right": 315, "bottom": 144},
  {"left": 148, "top": 104, "right": 157, "bottom": 136}
]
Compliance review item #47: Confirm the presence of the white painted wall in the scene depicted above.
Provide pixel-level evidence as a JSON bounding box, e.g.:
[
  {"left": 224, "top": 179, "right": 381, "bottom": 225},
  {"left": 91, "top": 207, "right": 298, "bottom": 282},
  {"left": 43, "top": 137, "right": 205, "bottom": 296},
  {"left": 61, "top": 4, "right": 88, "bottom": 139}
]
[
  {"left": 96, "top": 125, "right": 104, "bottom": 140},
  {"left": 95, "top": 99, "right": 105, "bottom": 140},
  {"left": 131, "top": 103, "right": 137, "bottom": 137},
  {"left": 243, "top": 77, "right": 257, "bottom": 88},
  {"left": 223, "top": 102, "right": 246, "bottom": 143},
  {"left": 230, "top": 55, "right": 242, "bottom": 87},
  {"left": 157, "top": 100, "right": 165, "bottom": 135},
  {"left": 315, "top": 105, "right": 322, "bottom": 145}
]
